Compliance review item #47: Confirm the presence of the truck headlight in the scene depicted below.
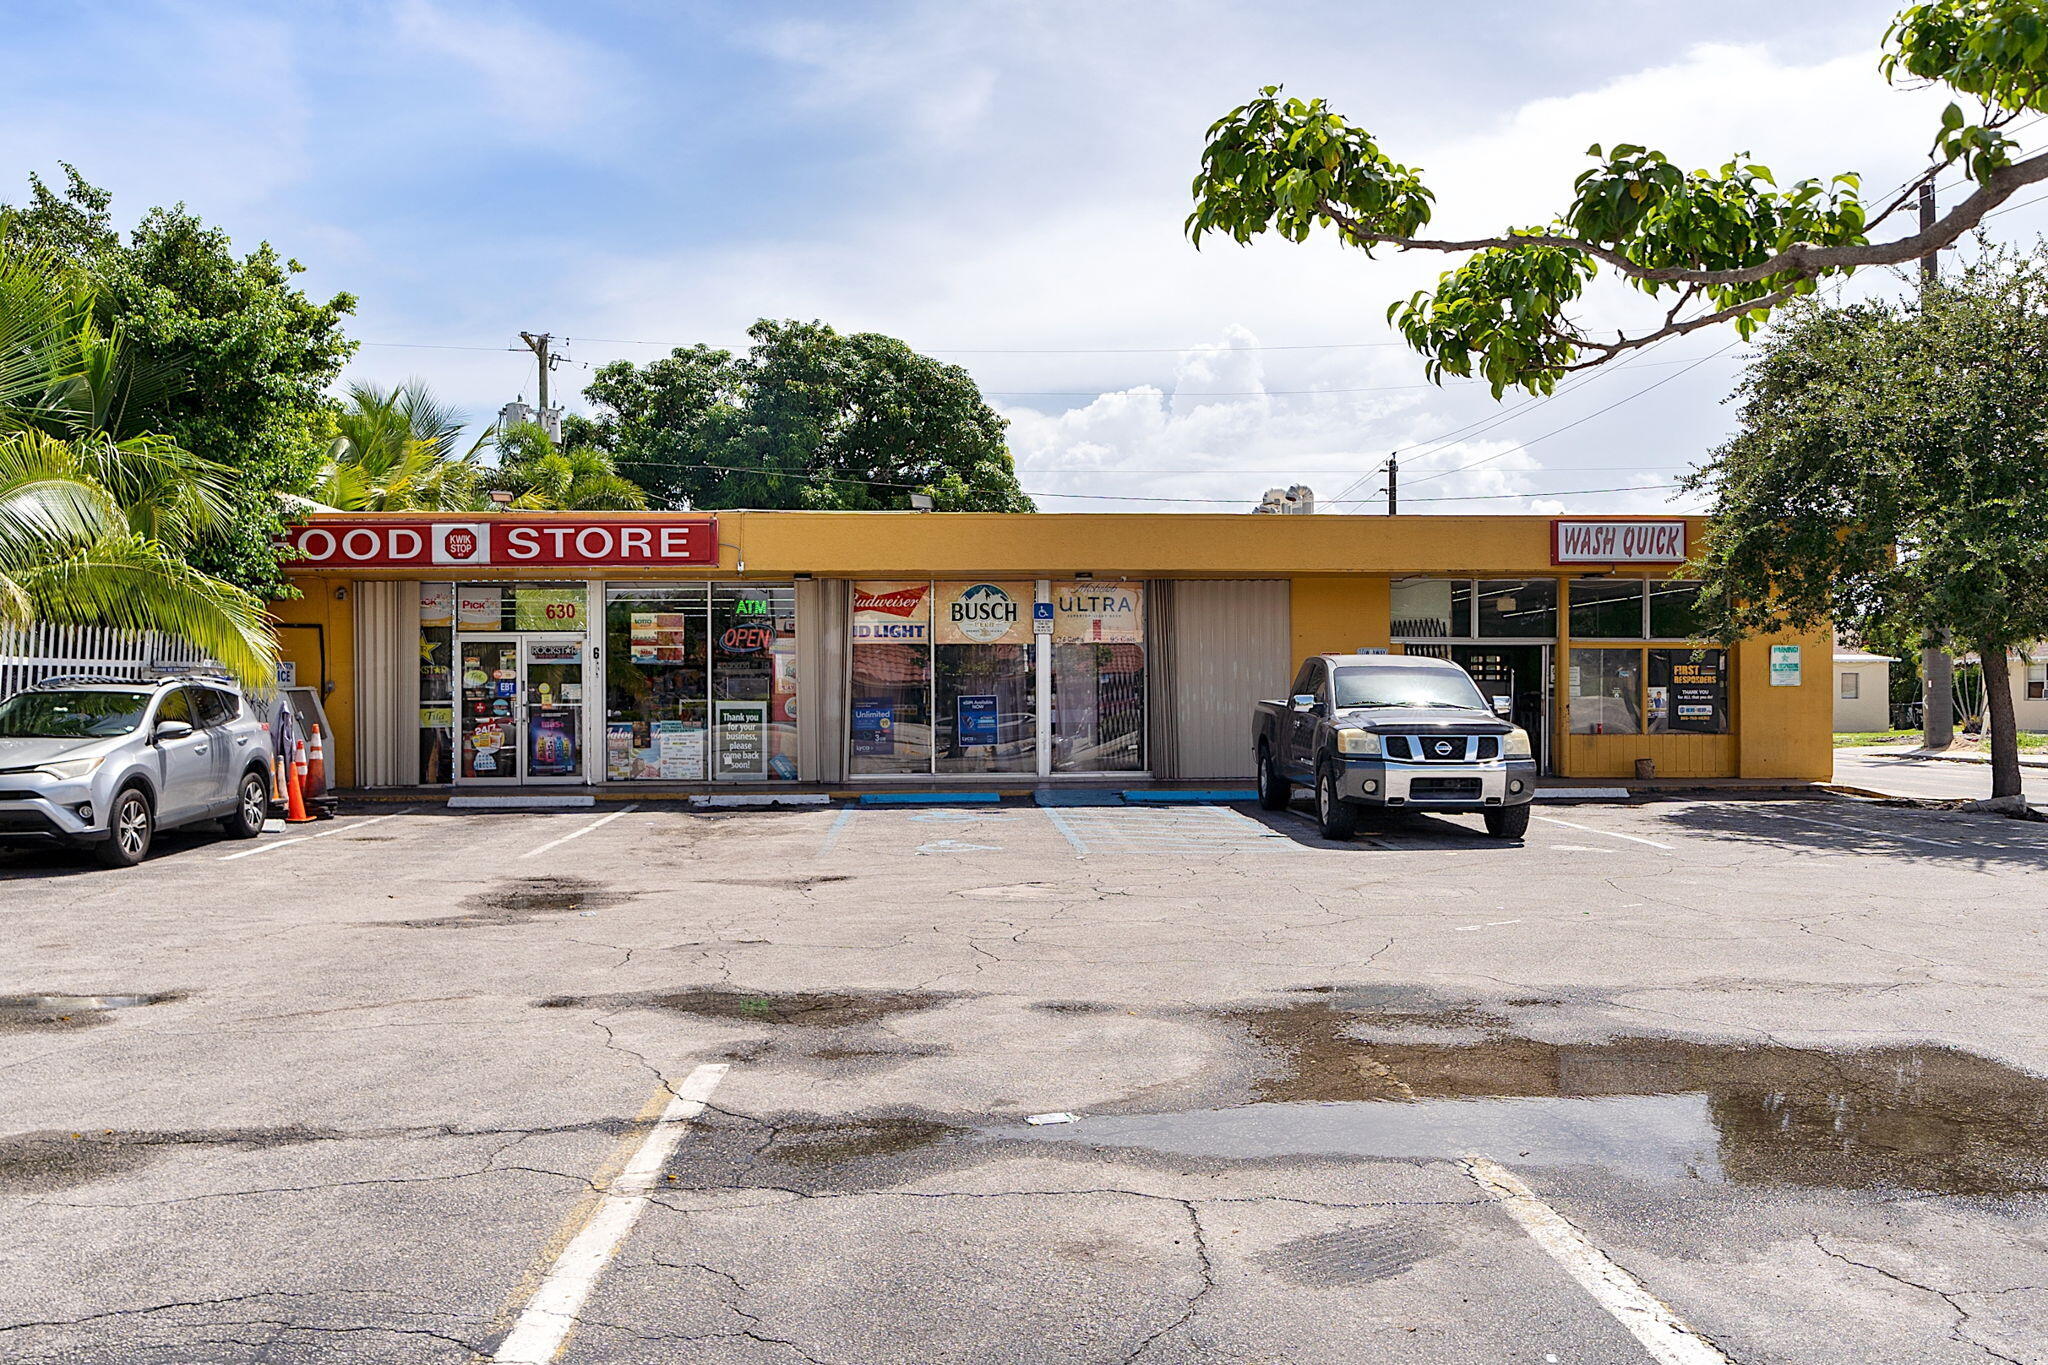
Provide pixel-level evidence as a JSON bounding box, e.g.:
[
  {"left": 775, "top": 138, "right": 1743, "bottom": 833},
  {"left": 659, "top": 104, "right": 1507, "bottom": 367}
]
[
  {"left": 36, "top": 756, "right": 105, "bottom": 781},
  {"left": 1335, "top": 728, "right": 1382, "bottom": 757},
  {"left": 1503, "top": 728, "right": 1533, "bottom": 759}
]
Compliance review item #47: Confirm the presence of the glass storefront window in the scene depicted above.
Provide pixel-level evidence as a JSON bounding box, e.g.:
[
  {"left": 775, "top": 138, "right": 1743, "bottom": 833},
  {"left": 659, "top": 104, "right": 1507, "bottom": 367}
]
[
  {"left": 1569, "top": 579, "right": 1645, "bottom": 639},
  {"left": 1052, "top": 581, "right": 1145, "bottom": 772},
  {"left": 1569, "top": 648, "right": 1643, "bottom": 734},
  {"left": 1390, "top": 578, "right": 1460, "bottom": 639},
  {"left": 713, "top": 585, "right": 797, "bottom": 781},
  {"left": 456, "top": 583, "right": 589, "bottom": 633},
  {"left": 419, "top": 583, "right": 455, "bottom": 783},
  {"left": 851, "top": 581, "right": 934, "bottom": 775},
  {"left": 1476, "top": 579, "right": 1558, "bottom": 638},
  {"left": 1649, "top": 648, "right": 1729, "bottom": 734},
  {"left": 606, "top": 585, "right": 710, "bottom": 780},
  {"left": 935, "top": 582, "right": 1036, "bottom": 774},
  {"left": 1648, "top": 580, "right": 1705, "bottom": 639}
]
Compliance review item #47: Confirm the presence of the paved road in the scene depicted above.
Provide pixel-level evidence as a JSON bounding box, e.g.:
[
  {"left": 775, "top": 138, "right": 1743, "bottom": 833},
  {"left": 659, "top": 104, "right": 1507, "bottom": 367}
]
[
  {"left": 5, "top": 794, "right": 2048, "bottom": 1363},
  {"left": 1834, "top": 746, "right": 2048, "bottom": 801}
]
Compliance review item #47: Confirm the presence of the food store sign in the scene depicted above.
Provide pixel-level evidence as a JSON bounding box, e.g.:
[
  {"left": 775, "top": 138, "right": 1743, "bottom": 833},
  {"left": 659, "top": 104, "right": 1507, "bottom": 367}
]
[
  {"left": 1551, "top": 519, "right": 1686, "bottom": 564},
  {"left": 284, "top": 518, "right": 718, "bottom": 568}
]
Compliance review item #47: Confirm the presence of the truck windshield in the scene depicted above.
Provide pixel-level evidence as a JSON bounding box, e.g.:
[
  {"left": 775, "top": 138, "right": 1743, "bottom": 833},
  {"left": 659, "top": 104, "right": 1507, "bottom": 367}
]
[
  {"left": 1332, "top": 667, "right": 1488, "bottom": 710},
  {"left": 0, "top": 689, "right": 152, "bottom": 738}
]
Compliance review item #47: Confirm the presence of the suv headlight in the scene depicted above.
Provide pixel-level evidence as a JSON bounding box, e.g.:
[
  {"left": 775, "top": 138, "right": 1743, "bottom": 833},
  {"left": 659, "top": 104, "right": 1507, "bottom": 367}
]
[
  {"left": 1335, "top": 728, "right": 1382, "bottom": 757},
  {"left": 36, "top": 756, "right": 106, "bottom": 781},
  {"left": 1503, "top": 728, "right": 1533, "bottom": 759}
]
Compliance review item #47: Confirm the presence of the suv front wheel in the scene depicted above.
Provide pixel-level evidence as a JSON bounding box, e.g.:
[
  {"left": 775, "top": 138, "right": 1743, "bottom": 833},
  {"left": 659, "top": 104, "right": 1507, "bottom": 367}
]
[
  {"left": 96, "top": 787, "right": 153, "bottom": 868},
  {"left": 221, "top": 770, "right": 269, "bottom": 840}
]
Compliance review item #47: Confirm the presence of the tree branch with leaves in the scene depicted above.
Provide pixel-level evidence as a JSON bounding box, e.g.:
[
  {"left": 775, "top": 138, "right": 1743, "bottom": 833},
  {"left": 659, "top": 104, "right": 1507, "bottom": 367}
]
[{"left": 1188, "top": 0, "right": 2048, "bottom": 394}]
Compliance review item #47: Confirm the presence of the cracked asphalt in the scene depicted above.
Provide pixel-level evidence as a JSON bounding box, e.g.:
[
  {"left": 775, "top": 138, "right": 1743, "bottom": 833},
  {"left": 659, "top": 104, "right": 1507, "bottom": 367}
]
[{"left": 4, "top": 793, "right": 2048, "bottom": 1364}]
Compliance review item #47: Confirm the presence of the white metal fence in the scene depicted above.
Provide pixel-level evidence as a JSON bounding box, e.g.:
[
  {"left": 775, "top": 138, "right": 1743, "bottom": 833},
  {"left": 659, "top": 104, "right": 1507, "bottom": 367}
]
[{"left": 0, "top": 624, "right": 214, "bottom": 697}]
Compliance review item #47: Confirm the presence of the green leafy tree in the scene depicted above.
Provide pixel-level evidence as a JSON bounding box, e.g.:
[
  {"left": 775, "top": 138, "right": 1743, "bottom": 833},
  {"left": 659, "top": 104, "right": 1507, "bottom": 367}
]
[
  {"left": 0, "top": 243, "right": 274, "bottom": 684},
  {"left": 578, "top": 319, "right": 1033, "bottom": 512},
  {"left": 487, "top": 420, "right": 646, "bottom": 511},
  {"left": 308, "top": 381, "right": 490, "bottom": 513},
  {"left": 2, "top": 166, "right": 356, "bottom": 593},
  {"left": 1685, "top": 245, "right": 2048, "bottom": 806},
  {"left": 1187, "top": 1, "right": 2048, "bottom": 395}
]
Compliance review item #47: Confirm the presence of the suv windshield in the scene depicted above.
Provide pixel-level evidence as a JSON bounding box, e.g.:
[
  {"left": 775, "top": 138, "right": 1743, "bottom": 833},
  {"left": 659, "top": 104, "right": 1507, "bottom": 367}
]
[
  {"left": 0, "top": 689, "right": 153, "bottom": 738},
  {"left": 1332, "top": 667, "right": 1488, "bottom": 711}
]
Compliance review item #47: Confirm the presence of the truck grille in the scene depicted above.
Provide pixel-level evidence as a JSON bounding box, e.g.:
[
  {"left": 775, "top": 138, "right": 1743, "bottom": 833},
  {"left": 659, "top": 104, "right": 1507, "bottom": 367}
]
[
  {"left": 1384, "top": 736, "right": 1497, "bottom": 762},
  {"left": 1409, "top": 777, "right": 1482, "bottom": 799}
]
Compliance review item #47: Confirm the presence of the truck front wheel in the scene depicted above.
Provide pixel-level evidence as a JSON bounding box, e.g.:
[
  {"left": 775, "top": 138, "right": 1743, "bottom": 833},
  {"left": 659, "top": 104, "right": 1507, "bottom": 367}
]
[
  {"left": 1315, "top": 761, "right": 1360, "bottom": 841},
  {"left": 1256, "top": 746, "right": 1290, "bottom": 811},
  {"left": 1485, "top": 804, "right": 1531, "bottom": 840}
]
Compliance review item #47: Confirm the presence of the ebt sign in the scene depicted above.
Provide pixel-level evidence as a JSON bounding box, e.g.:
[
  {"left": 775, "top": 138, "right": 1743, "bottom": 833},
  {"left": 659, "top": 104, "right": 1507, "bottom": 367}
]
[
  {"left": 283, "top": 518, "right": 719, "bottom": 568},
  {"left": 1551, "top": 519, "right": 1687, "bottom": 564}
]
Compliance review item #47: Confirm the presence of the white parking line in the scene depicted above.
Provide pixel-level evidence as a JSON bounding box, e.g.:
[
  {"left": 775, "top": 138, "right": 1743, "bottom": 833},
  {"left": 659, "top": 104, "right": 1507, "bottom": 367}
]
[
  {"left": 1536, "top": 816, "right": 1673, "bottom": 850},
  {"left": 518, "top": 804, "right": 639, "bottom": 860},
  {"left": 815, "top": 807, "right": 857, "bottom": 856},
  {"left": 491, "top": 1063, "right": 728, "bottom": 1365},
  {"left": 1755, "top": 807, "right": 1968, "bottom": 850},
  {"left": 218, "top": 809, "right": 412, "bottom": 861},
  {"left": 1459, "top": 1156, "right": 1729, "bottom": 1365}
]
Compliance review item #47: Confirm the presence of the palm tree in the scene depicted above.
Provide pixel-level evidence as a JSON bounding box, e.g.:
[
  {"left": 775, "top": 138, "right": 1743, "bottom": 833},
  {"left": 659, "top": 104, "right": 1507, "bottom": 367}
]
[
  {"left": 490, "top": 420, "right": 646, "bottom": 510},
  {"left": 306, "top": 380, "right": 491, "bottom": 512},
  {"left": 0, "top": 240, "right": 274, "bottom": 685}
]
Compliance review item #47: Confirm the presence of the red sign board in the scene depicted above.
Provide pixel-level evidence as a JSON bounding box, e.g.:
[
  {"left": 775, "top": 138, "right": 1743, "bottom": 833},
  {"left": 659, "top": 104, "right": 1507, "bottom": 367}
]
[
  {"left": 282, "top": 518, "right": 718, "bottom": 569},
  {"left": 1551, "top": 518, "right": 1687, "bottom": 564}
]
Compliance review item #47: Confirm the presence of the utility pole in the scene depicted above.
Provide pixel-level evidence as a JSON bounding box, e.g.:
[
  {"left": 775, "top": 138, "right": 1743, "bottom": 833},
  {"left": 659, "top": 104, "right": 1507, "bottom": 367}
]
[
  {"left": 1386, "top": 452, "right": 1399, "bottom": 515},
  {"left": 1916, "top": 181, "right": 1956, "bottom": 750},
  {"left": 517, "top": 331, "right": 562, "bottom": 414}
]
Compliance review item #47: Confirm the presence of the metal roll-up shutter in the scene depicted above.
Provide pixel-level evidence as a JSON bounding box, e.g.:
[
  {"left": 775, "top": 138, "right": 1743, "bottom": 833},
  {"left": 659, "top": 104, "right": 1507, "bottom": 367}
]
[
  {"left": 1164, "top": 580, "right": 1291, "bottom": 780},
  {"left": 353, "top": 580, "right": 416, "bottom": 787}
]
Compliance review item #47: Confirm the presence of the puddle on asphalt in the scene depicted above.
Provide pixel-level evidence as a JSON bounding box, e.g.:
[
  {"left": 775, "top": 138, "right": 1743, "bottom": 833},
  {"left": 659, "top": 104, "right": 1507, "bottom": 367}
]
[
  {"left": 0, "top": 1125, "right": 331, "bottom": 1191},
  {"left": 0, "top": 992, "right": 184, "bottom": 1033},
  {"left": 535, "top": 986, "right": 951, "bottom": 1027},
  {"left": 1006, "top": 996, "right": 2048, "bottom": 1195},
  {"left": 386, "top": 875, "right": 632, "bottom": 929},
  {"left": 770, "top": 1117, "right": 962, "bottom": 1165}
]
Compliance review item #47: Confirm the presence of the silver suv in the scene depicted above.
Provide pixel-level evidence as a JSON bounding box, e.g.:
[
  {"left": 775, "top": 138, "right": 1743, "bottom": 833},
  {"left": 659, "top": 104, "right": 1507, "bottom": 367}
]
[{"left": 0, "top": 674, "right": 275, "bottom": 868}]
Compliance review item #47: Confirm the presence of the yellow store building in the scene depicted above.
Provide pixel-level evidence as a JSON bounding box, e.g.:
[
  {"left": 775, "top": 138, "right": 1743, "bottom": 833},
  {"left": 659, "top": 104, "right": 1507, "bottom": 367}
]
[{"left": 271, "top": 510, "right": 1833, "bottom": 791}]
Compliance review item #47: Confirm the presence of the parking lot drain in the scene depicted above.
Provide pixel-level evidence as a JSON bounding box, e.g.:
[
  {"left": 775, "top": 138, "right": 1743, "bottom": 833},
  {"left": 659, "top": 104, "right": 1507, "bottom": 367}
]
[{"left": 1260, "top": 1223, "right": 1449, "bottom": 1286}]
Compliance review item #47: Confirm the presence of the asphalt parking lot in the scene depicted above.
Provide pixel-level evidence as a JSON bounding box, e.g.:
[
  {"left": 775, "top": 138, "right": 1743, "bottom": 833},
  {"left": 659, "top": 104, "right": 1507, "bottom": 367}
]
[{"left": 5, "top": 793, "right": 2048, "bottom": 1364}]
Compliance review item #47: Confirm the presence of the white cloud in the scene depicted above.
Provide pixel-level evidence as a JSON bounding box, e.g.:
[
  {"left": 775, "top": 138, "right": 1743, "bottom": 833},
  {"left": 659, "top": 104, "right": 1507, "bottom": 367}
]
[{"left": 389, "top": 0, "right": 625, "bottom": 134}]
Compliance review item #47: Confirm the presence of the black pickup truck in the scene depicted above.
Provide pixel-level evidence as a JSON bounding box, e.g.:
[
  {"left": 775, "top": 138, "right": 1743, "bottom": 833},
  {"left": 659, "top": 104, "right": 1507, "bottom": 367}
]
[{"left": 1252, "top": 653, "right": 1540, "bottom": 841}]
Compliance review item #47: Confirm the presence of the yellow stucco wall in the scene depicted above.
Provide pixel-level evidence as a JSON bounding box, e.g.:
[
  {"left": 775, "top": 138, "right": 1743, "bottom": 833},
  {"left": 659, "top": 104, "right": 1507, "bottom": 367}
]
[
  {"left": 270, "top": 585, "right": 358, "bottom": 789},
  {"left": 276, "top": 511, "right": 1833, "bottom": 785}
]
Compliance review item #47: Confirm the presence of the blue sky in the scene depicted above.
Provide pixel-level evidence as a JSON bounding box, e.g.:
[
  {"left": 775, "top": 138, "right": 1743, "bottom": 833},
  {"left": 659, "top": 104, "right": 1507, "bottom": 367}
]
[{"left": 6, "top": 1, "right": 2040, "bottom": 513}]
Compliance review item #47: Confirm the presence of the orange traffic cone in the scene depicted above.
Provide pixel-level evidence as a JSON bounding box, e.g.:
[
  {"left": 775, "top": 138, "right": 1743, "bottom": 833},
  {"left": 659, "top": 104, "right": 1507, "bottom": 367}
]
[
  {"left": 285, "top": 748, "right": 314, "bottom": 825},
  {"left": 308, "top": 725, "right": 327, "bottom": 798}
]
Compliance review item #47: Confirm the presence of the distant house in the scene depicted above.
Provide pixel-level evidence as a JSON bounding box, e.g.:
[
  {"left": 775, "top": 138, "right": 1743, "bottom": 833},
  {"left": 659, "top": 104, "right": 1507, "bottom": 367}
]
[
  {"left": 1832, "top": 650, "right": 1895, "bottom": 732},
  {"left": 2011, "top": 648, "right": 2048, "bottom": 733}
]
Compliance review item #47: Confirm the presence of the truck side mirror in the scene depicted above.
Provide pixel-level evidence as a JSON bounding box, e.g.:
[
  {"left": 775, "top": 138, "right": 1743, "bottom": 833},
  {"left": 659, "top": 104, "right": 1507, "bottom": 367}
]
[
  {"left": 1292, "top": 694, "right": 1317, "bottom": 710},
  {"left": 1492, "top": 696, "right": 1513, "bottom": 718}
]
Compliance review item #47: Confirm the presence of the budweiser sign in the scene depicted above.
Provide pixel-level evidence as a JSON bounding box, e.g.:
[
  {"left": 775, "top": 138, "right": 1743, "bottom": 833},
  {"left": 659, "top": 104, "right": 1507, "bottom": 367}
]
[
  {"left": 853, "top": 587, "right": 929, "bottom": 616},
  {"left": 282, "top": 517, "right": 718, "bottom": 569},
  {"left": 852, "top": 580, "right": 931, "bottom": 644}
]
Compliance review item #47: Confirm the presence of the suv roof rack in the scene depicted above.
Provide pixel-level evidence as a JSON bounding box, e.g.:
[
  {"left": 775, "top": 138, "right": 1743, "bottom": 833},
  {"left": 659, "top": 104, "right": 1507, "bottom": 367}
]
[{"left": 30, "top": 673, "right": 164, "bottom": 689}]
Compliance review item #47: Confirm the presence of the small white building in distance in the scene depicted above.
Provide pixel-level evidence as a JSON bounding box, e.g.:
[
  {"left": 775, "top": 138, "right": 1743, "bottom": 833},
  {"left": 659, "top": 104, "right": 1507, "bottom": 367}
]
[{"left": 1833, "top": 650, "right": 1895, "bottom": 732}]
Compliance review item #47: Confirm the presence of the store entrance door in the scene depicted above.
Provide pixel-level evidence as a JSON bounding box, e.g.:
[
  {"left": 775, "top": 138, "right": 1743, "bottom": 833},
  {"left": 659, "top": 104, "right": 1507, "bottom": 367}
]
[
  {"left": 456, "top": 634, "right": 589, "bottom": 784},
  {"left": 1451, "top": 644, "right": 1550, "bottom": 774}
]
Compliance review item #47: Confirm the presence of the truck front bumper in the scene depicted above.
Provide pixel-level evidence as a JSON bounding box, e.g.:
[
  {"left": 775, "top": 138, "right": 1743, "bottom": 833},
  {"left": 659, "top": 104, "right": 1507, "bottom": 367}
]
[{"left": 1334, "top": 758, "right": 1539, "bottom": 810}]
